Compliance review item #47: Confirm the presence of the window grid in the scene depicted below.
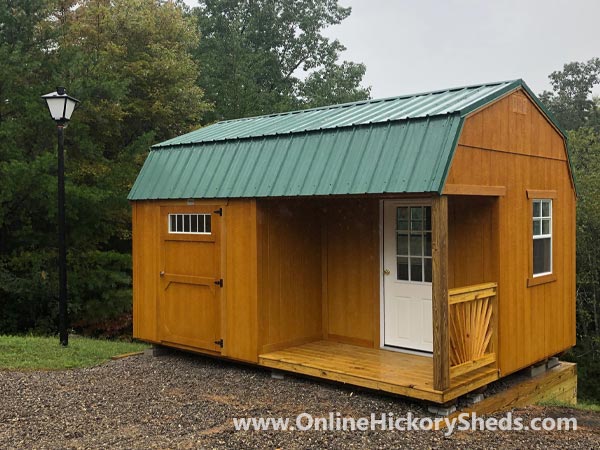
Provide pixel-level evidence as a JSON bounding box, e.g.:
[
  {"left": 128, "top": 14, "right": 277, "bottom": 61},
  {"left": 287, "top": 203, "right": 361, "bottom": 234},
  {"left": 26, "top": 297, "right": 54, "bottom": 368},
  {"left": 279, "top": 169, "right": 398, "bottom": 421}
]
[
  {"left": 396, "top": 206, "right": 432, "bottom": 283},
  {"left": 168, "top": 213, "right": 212, "bottom": 234},
  {"left": 532, "top": 199, "right": 552, "bottom": 276}
]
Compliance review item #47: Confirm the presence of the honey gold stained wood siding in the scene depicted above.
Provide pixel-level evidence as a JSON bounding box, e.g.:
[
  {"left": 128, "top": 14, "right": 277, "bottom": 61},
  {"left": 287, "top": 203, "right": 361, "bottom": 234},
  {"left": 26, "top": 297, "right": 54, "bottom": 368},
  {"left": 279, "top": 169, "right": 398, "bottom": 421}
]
[
  {"left": 324, "top": 199, "right": 380, "bottom": 348},
  {"left": 257, "top": 199, "right": 323, "bottom": 354},
  {"left": 446, "top": 89, "right": 576, "bottom": 376},
  {"left": 448, "top": 196, "right": 499, "bottom": 289},
  {"left": 131, "top": 199, "right": 260, "bottom": 363},
  {"left": 132, "top": 201, "right": 160, "bottom": 342},
  {"left": 223, "top": 199, "right": 259, "bottom": 362}
]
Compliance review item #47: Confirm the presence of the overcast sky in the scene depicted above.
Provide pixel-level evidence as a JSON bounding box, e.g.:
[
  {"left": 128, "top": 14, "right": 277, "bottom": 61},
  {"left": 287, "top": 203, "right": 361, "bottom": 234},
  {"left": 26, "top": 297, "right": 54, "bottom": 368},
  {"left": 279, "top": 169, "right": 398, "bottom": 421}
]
[{"left": 186, "top": 0, "right": 600, "bottom": 98}]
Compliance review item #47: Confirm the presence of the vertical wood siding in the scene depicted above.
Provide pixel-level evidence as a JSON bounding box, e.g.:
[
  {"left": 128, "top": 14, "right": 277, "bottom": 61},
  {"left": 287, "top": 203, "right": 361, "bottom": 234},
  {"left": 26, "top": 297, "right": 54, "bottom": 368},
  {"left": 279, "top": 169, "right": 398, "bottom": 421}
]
[
  {"left": 446, "top": 90, "right": 576, "bottom": 376},
  {"left": 323, "top": 199, "right": 380, "bottom": 348},
  {"left": 131, "top": 199, "right": 259, "bottom": 362},
  {"left": 257, "top": 199, "right": 323, "bottom": 353}
]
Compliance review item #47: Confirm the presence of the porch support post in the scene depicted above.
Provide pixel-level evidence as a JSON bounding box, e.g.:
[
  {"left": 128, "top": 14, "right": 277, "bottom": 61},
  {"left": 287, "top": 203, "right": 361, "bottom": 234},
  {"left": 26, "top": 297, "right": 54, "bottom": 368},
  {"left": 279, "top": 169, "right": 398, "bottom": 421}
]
[{"left": 432, "top": 195, "right": 450, "bottom": 391}]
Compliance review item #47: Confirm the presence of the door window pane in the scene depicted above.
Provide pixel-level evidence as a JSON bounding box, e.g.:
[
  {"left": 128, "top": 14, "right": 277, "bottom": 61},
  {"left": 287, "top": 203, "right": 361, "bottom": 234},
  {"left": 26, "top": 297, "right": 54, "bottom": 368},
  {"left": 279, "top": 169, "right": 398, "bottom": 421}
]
[
  {"left": 411, "top": 206, "right": 422, "bottom": 220},
  {"left": 397, "top": 256, "right": 409, "bottom": 281},
  {"left": 424, "top": 258, "right": 432, "bottom": 282},
  {"left": 397, "top": 233, "right": 409, "bottom": 256},
  {"left": 424, "top": 232, "right": 432, "bottom": 257},
  {"left": 410, "top": 234, "right": 422, "bottom": 256},
  {"left": 425, "top": 207, "right": 432, "bottom": 231},
  {"left": 411, "top": 207, "right": 423, "bottom": 231},
  {"left": 397, "top": 207, "right": 409, "bottom": 231},
  {"left": 410, "top": 258, "right": 423, "bottom": 282}
]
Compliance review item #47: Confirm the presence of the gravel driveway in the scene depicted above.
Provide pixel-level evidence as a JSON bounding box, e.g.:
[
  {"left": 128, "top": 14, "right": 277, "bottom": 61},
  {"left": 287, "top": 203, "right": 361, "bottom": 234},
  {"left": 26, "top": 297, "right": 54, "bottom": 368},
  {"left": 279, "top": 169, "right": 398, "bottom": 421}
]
[{"left": 0, "top": 349, "right": 598, "bottom": 449}]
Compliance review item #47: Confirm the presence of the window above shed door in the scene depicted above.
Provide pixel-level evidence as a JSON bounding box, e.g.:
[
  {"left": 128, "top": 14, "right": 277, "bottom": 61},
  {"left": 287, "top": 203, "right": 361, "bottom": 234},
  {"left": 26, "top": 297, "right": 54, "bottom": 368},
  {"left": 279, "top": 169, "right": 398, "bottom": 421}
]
[{"left": 168, "top": 213, "right": 212, "bottom": 235}]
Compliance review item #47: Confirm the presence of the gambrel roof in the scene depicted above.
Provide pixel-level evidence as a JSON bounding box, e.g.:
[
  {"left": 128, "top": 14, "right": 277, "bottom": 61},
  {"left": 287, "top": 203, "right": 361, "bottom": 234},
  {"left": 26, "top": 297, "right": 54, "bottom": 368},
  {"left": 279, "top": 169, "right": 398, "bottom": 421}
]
[{"left": 128, "top": 79, "right": 567, "bottom": 200}]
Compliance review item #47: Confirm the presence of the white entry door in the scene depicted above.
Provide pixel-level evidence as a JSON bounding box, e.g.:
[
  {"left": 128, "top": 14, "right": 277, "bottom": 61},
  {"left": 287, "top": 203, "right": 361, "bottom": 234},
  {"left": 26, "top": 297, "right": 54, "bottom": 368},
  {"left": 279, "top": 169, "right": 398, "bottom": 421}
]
[{"left": 383, "top": 201, "right": 433, "bottom": 352}]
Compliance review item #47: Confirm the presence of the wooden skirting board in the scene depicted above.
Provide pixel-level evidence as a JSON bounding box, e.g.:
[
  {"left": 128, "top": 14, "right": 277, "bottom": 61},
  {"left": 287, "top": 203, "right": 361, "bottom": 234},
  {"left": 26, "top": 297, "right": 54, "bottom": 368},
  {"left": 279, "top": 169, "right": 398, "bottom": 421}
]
[{"left": 442, "top": 362, "right": 577, "bottom": 423}]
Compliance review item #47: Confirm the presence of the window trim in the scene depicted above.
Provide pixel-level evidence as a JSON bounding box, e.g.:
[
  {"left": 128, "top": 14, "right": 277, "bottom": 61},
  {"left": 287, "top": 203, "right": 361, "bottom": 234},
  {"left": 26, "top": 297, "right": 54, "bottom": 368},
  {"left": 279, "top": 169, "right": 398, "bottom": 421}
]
[{"left": 527, "top": 190, "right": 557, "bottom": 287}]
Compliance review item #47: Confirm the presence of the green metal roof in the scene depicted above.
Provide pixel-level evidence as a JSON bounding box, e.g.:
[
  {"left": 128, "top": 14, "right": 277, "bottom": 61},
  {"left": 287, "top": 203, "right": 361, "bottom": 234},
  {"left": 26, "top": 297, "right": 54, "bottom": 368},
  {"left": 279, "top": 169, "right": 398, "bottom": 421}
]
[{"left": 129, "top": 79, "right": 562, "bottom": 200}]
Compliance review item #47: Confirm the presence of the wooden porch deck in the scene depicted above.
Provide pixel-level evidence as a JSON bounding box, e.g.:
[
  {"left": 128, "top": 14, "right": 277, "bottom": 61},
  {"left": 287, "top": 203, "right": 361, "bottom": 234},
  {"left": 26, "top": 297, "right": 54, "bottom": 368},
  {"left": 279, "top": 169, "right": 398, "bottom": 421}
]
[{"left": 259, "top": 340, "right": 499, "bottom": 404}]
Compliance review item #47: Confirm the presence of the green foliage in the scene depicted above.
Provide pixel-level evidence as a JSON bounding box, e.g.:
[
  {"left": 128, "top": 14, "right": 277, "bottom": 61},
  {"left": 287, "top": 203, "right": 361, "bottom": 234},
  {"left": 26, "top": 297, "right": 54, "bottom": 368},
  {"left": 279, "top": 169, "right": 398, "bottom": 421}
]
[
  {"left": 0, "top": 0, "right": 208, "bottom": 334},
  {"left": 193, "top": 0, "right": 370, "bottom": 121},
  {"left": 562, "top": 121, "right": 600, "bottom": 402},
  {"left": 542, "top": 60, "right": 600, "bottom": 402},
  {"left": 299, "top": 60, "right": 370, "bottom": 108},
  {"left": 0, "top": 0, "right": 367, "bottom": 336},
  {"left": 0, "top": 334, "right": 147, "bottom": 370},
  {"left": 539, "top": 58, "right": 600, "bottom": 131}
]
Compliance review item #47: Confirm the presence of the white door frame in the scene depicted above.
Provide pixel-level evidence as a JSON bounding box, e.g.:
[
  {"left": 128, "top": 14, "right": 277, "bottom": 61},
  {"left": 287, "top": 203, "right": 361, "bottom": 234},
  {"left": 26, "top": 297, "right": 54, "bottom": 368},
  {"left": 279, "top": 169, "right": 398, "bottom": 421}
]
[{"left": 379, "top": 198, "right": 433, "bottom": 356}]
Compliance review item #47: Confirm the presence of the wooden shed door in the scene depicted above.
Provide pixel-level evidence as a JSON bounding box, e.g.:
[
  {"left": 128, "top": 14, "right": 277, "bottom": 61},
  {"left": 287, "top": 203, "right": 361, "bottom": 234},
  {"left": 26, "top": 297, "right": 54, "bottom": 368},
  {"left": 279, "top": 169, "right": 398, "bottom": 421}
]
[{"left": 159, "top": 205, "right": 222, "bottom": 352}]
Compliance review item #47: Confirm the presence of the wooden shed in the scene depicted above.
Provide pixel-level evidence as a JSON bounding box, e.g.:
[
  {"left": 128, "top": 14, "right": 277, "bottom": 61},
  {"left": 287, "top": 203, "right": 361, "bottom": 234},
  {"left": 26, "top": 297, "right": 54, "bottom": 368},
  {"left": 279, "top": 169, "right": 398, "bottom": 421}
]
[{"left": 128, "top": 80, "right": 576, "bottom": 404}]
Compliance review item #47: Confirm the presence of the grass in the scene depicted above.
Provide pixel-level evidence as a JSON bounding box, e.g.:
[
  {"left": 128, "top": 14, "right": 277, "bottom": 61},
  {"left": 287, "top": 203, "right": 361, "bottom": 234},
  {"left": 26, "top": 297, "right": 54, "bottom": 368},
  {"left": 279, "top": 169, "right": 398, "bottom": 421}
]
[
  {"left": 0, "top": 335, "right": 148, "bottom": 370},
  {"left": 538, "top": 399, "right": 600, "bottom": 412}
]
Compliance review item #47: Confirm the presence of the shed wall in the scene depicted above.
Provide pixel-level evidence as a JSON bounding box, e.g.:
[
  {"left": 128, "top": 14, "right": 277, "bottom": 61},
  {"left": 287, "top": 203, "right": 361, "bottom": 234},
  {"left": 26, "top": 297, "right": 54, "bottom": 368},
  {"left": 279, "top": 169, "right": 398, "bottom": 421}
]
[
  {"left": 323, "top": 199, "right": 380, "bottom": 347},
  {"left": 255, "top": 198, "right": 381, "bottom": 352},
  {"left": 131, "top": 199, "right": 259, "bottom": 362},
  {"left": 447, "top": 196, "right": 498, "bottom": 289},
  {"left": 446, "top": 89, "right": 576, "bottom": 376},
  {"left": 257, "top": 199, "right": 323, "bottom": 354}
]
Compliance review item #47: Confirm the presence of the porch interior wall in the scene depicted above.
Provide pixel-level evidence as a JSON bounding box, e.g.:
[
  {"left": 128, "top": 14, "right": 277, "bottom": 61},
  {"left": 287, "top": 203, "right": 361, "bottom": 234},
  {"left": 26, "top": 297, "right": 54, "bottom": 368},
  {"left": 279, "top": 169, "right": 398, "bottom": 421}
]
[{"left": 447, "top": 196, "right": 499, "bottom": 289}]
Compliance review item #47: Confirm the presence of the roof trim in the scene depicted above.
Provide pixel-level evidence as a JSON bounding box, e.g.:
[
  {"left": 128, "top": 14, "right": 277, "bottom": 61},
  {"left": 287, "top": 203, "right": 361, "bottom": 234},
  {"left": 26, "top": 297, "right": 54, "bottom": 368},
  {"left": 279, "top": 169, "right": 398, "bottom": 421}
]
[{"left": 437, "top": 116, "right": 466, "bottom": 194}]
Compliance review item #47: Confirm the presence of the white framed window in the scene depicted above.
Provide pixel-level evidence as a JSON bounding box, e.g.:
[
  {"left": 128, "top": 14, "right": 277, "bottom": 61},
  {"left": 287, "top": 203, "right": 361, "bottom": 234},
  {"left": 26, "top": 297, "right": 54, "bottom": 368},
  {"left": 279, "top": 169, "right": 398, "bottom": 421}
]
[
  {"left": 396, "top": 206, "right": 432, "bottom": 283},
  {"left": 168, "top": 213, "right": 211, "bottom": 234},
  {"left": 532, "top": 199, "right": 552, "bottom": 276}
]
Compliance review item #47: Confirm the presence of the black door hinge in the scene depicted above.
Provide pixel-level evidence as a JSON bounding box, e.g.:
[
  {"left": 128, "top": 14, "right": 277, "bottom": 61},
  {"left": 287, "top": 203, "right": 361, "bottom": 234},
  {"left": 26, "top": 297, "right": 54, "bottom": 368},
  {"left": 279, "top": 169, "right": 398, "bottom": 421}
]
[
  {"left": 214, "top": 339, "right": 223, "bottom": 348},
  {"left": 214, "top": 278, "right": 223, "bottom": 288},
  {"left": 213, "top": 207, "right": 223, "bottom": 216}
]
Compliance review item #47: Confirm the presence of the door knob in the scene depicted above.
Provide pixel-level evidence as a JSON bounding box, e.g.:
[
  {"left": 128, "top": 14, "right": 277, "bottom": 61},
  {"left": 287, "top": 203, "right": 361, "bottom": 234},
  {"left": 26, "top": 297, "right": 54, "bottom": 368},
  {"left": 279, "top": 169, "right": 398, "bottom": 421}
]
[
  {"left": 160, "top": 271, "right": 165, "bottom": 277},
  {"left": 383, "top": 268, "right": 391, "bottom": 275}
]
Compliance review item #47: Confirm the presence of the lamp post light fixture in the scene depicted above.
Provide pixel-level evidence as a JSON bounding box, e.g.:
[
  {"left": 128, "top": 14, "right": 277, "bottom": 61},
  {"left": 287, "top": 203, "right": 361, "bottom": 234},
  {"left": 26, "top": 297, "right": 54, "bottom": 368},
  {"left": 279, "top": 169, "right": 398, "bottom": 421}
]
[{"left": 41, "top": 87, "right": 80, "bottom": 347}]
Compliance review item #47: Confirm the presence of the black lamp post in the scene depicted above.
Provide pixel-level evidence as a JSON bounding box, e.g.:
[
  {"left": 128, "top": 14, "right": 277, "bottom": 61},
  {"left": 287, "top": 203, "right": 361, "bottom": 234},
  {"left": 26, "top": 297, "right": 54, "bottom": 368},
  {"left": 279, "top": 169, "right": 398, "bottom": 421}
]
[{"left": 41, "top": 87, "right": 80, "bottom": 346}]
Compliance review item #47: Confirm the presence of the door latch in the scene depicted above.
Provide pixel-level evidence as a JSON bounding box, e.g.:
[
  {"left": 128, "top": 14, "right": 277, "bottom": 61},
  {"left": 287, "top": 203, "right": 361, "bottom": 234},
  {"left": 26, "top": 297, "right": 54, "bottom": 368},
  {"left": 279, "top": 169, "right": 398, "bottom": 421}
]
[{"left": 214, "top": 278, "right": 223, "bottom": 287}]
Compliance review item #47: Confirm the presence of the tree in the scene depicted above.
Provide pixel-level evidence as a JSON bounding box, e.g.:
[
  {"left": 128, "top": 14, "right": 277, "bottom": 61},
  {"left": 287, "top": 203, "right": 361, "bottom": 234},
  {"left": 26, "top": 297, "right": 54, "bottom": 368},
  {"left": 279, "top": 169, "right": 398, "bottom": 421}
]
[
  {"left": 193, "top": 0, "right": 370, "bottom": 121},
  {"left": 299, "top": 60, "right": 369, "bottom": 108},
  {"left": 0, "top": 0, "right": 209, "bottom": 334},
  {"left": 541, "top": 60, "right": 600, "bottom": 401},
  {"left": 539, "top": 58, "right": 600, "bottom": 131}
]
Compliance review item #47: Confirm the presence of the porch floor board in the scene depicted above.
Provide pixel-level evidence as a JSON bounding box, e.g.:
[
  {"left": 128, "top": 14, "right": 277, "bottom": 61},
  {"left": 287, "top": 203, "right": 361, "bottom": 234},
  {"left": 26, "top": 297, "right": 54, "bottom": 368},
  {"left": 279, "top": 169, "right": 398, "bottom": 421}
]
[{"left": 258, "top": 340, "right": 498, "bottom": 403}]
